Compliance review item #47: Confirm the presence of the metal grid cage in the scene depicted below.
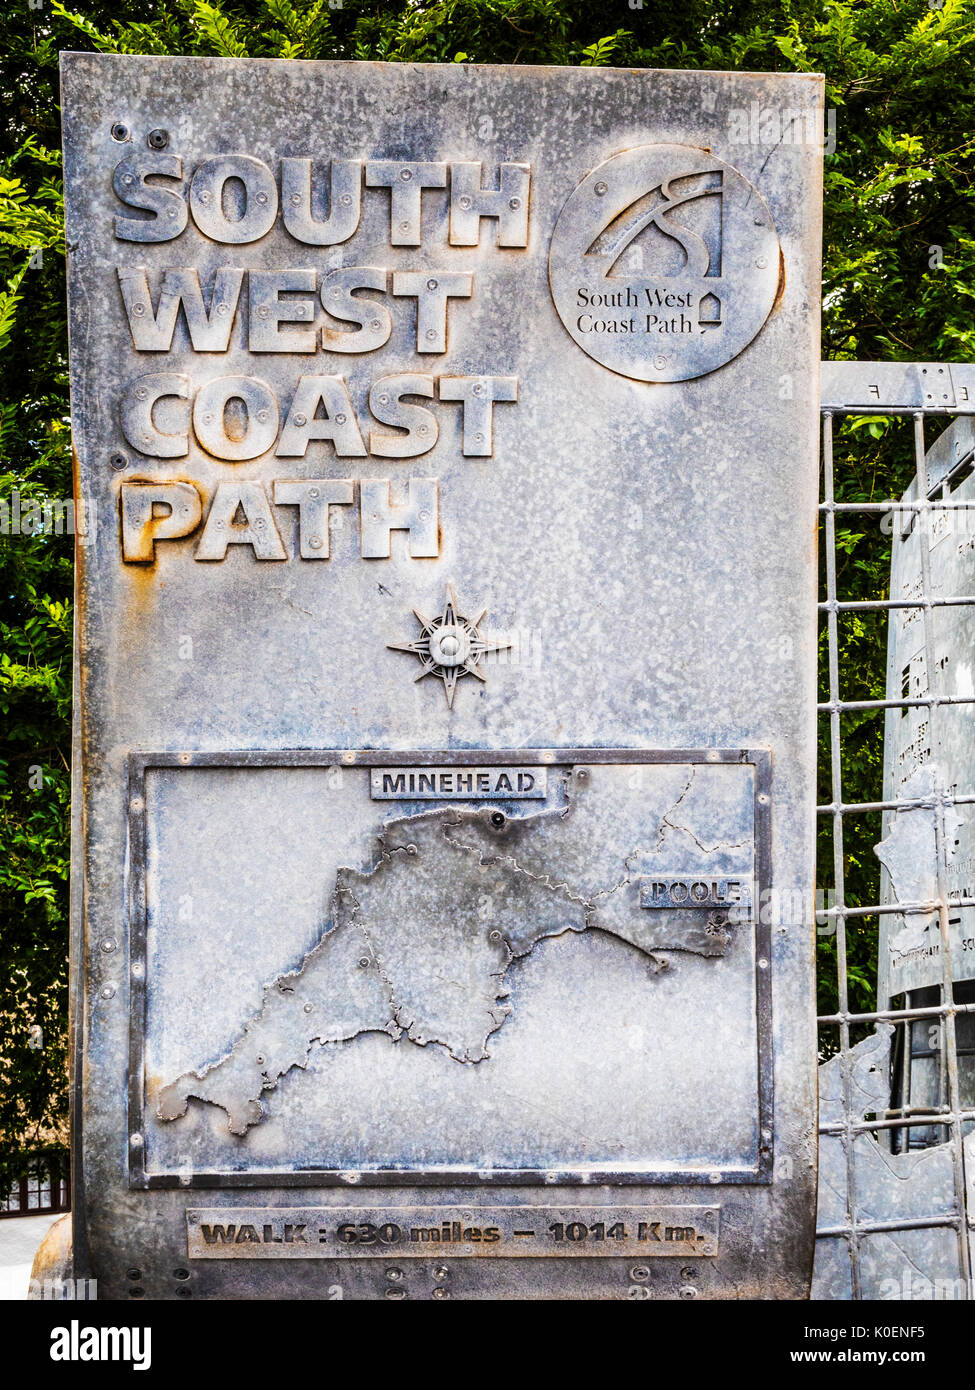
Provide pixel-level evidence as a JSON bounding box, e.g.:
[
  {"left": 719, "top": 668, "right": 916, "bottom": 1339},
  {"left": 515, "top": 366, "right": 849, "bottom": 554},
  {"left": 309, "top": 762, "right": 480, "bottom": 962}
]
[{"left": 815, "top": 362, "right": 975, "bottom": 1298}]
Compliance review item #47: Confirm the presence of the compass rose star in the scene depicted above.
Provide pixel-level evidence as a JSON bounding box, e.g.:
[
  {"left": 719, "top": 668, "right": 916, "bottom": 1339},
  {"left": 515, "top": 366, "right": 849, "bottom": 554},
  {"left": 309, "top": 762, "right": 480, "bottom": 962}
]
[{"left": 387, "top": 582, "right": 511, "bottom": 708}]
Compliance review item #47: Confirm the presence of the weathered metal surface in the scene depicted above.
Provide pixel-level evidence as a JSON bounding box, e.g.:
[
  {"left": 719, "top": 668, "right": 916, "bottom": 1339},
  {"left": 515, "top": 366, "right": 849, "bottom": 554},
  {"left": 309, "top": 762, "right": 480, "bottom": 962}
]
[
  {"left": 815, "top": 400, "right": 974, "bottom": 1301},
  {"left": 812, "top": 1029, "right": 966, "bottom": 1300},
  {"left": 820, "top": 360, "right": 975, "bottom": 414},
  {"left": 61, "top": 54, "right": 822, "bottom": 1299},
  {"left": 879, "top": 417, "right": 975, "bottom": 999}
]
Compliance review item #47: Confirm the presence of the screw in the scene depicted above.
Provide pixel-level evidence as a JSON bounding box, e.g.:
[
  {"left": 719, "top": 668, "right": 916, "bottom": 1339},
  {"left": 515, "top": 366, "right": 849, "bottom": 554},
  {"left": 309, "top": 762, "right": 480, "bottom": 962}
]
[
  {"left": 576, "top": 769, "right": 589, "bottom": 782},
  {"left": 100, "top": 985, "right": 115, "bottom": 1000},
  {"left": 385, "top": 1287, "right": 406, "bottom": 1300},
  {"left": 111, "top": 123, "right": 129, "bottom": 142},
  {"left": 100, "top": 938, "right": 117, "bottom": 954},
  {"left": 630, "top": 1265, "right": 650, "bottom": 1281},
  {"left": 147, "top": 129, "right": 169, "bottom": 150},
  {"left": 110, "top": 452, "right": 128, "bottom": 471},
  {"left": 386, "top": 1268, "right": 403, "bottom": 1281},
  {"left": 127, "top": 1268, "right": 141, "bottom": 1281},
  {"left": 508, "top": 197, "right": 521, "bottom": 209},
  {"left": 594, "top": 181, "right": 607, "bottom": 196},
  {"left": 488, "top": 930, "right": 502, "bottom": 942},
  {"left": 432, "top": 1265, "right": 449, "bottom": 1281},
  {"left": 490, "top": 811, "right": 506, "bottom": 828},
  {"left": 358, "top": 956, "right": 370, "bottom": 969},
  {"left": 432, "top": 1287, "right": 450, "bottom": 1300},
  {"left": 679, "top": 1285, "right": 697, "bottom": 1299},
  {"left": 680, "top": 1267, "right": 698, "bottom": 1280}
]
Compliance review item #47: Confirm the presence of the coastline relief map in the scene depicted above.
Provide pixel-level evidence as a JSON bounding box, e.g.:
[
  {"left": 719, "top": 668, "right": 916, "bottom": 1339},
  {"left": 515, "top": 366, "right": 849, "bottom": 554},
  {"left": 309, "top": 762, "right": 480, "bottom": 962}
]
[{"left": 156, "top": 764, "right": 756, "bottom": 1137}]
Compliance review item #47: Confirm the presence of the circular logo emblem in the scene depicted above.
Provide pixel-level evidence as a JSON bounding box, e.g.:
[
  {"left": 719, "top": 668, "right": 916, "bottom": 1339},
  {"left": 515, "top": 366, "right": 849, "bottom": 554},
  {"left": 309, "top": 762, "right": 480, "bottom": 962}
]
[{"left": 548, "top": 144, "right": 781, "bottom": 383}]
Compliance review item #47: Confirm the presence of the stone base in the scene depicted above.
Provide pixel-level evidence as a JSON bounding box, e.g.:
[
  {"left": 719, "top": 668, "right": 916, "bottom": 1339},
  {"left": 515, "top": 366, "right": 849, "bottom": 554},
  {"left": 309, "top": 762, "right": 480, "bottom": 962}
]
[{"left": 27, "top": 1214, "right": 73, "bottom": 1298}]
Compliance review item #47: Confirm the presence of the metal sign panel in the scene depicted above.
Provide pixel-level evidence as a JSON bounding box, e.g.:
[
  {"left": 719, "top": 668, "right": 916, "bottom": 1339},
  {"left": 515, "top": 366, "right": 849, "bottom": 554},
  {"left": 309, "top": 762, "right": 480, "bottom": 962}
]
[{"left": 62, "top": 54, "right": 822, "bottom": 1300}]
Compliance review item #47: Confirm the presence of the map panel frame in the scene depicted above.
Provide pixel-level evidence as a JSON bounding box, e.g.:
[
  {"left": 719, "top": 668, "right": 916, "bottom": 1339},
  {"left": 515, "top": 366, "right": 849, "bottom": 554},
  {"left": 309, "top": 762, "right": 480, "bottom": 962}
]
[{"left": 125, "top": 746, "right": 773, "bottom": 1191}]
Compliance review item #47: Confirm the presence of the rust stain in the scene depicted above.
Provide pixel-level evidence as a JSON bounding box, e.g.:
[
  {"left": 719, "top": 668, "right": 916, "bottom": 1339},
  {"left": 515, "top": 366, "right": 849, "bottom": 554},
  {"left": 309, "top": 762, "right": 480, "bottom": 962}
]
[{"left": 771, "top": 246, "right": 787, "bottom": 315}]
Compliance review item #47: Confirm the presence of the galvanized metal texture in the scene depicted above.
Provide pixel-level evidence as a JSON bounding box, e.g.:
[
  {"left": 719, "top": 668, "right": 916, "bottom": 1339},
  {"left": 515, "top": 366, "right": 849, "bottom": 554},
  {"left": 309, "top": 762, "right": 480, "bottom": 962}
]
[
  {"left": 61, "top": 54, "right": 823, "bottom": 1300},
  {"left": 813, "top": 364, "right": 975, "bottom": 1299}
]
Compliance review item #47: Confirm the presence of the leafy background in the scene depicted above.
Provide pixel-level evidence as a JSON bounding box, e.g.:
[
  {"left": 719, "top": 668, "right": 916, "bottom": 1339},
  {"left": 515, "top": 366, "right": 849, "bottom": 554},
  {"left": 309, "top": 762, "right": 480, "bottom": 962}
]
[{"left": 1, "top": 0, "right": 973, "bottom": 1187}]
